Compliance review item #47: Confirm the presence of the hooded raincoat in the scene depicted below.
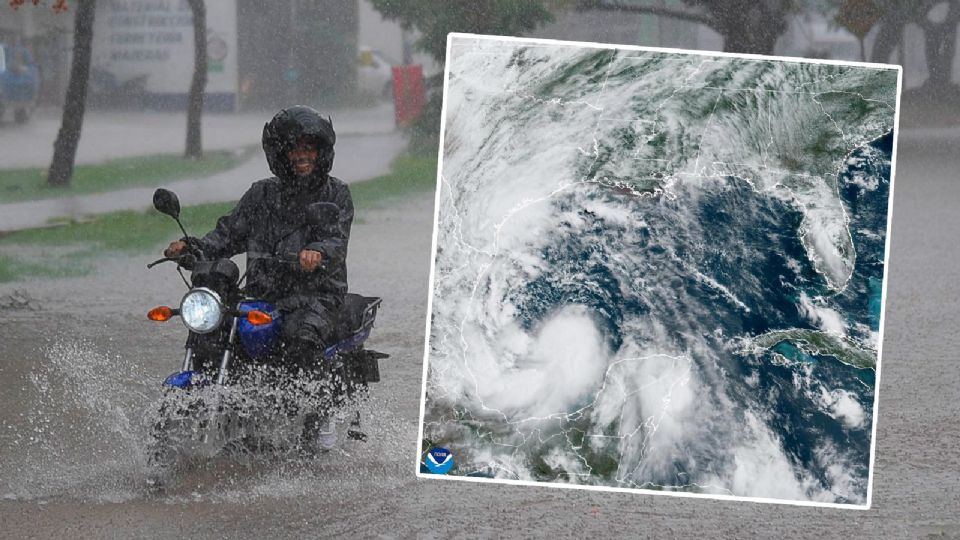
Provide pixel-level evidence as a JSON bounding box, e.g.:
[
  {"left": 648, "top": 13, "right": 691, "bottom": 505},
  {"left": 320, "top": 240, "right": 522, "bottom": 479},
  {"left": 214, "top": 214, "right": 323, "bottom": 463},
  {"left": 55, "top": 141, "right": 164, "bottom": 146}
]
[{"left": 195, "top": 105, "right": 353, "bottom": 351}]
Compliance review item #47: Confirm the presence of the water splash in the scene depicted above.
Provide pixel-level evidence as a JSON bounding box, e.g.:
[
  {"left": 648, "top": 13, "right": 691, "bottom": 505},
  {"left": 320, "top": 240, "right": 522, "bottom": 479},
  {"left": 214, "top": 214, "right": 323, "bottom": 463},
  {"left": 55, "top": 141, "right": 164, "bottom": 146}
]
[
  {"left": 5, "top": 337, "right": 150, "bottom": 502},
  {"left": 4, "top": 336, "right": 411, "bottom": 504}
]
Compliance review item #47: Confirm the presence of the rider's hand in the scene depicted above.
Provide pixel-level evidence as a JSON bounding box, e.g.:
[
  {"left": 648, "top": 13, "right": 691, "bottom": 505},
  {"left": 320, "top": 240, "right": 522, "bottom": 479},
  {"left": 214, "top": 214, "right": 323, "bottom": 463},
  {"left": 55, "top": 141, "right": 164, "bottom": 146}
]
[
  {"left": 164, "top": 240, "right": 187, "bottom": 258},
  {"left": 299, "top": 249, "right": 322, "bottom": 272}
]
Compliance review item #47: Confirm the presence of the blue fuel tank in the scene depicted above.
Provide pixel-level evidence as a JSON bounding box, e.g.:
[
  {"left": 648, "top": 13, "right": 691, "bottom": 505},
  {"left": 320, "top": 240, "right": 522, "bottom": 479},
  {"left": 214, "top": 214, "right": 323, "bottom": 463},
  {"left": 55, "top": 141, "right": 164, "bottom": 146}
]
[{"left": 237, "top": 301, "right": 282, "bottom": 359}]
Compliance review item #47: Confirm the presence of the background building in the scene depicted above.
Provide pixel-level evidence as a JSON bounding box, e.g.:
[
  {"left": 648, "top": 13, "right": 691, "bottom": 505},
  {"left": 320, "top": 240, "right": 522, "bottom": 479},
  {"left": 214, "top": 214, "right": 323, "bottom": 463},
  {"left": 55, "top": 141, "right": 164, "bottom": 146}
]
[
  {"left": 2, "top": 1, "right": 958, "bottom": 111},
  {"left": 237, "top": 0, "right": 358, "bottom": 110}
]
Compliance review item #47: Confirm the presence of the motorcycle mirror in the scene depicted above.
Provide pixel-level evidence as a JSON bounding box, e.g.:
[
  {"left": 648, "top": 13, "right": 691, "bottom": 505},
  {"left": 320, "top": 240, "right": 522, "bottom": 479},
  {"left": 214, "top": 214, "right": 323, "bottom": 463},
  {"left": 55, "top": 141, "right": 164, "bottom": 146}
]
[
  {"left": 153, "top": 189, "right": 181, "bottom": 219},
  {"left": 306, "top": 202, "right": 340, "bottom": 228}
]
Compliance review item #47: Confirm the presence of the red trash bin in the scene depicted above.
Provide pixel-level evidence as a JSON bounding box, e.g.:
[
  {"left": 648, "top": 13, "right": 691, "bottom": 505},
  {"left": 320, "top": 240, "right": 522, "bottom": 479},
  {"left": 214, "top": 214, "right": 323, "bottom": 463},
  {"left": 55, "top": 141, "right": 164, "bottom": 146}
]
[{"left": 392, "top": 65, "right": 426, "bottom": 127}]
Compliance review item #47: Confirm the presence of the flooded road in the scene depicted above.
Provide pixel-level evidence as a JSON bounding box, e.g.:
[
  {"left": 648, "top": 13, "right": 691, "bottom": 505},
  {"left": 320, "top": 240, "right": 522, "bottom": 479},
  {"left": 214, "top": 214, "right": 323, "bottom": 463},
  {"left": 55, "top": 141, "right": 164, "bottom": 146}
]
[
  {"left": 0, "top": 195, "right": 430, "bottom": 536},
  {"left": 1, "top": 134, "right": 959, "bottom": 537}
]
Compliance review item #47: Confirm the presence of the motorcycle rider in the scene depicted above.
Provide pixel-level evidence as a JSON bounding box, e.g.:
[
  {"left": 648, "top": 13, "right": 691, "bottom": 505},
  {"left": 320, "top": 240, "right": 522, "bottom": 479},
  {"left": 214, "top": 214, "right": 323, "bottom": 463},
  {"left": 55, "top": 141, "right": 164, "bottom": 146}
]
[{"left": 163, "top": 105, "right": 353, "bottom": 451}]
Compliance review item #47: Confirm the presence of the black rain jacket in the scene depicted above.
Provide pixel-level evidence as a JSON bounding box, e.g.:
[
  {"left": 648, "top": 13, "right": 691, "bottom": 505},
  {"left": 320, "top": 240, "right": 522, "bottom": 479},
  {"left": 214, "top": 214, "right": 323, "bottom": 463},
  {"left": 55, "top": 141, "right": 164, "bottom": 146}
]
[{"left": 196, "top": 174, "right": 354, "bottom": 313}]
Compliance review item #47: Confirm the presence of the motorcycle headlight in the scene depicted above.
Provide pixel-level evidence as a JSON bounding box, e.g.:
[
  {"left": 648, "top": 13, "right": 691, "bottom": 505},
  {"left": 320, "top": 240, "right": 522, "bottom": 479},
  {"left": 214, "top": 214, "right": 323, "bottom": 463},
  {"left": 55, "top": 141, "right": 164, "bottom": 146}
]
[{"left": 180, "top": 287, "right": 223, "bottom": 334}]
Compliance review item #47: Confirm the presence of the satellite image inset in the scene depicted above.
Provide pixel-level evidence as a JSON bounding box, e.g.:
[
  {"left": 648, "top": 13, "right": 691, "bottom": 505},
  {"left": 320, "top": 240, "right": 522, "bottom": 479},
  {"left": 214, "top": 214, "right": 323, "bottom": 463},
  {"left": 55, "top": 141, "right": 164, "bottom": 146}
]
[{"left": 420, "top": 34, "right": 899, "bottom": 506}]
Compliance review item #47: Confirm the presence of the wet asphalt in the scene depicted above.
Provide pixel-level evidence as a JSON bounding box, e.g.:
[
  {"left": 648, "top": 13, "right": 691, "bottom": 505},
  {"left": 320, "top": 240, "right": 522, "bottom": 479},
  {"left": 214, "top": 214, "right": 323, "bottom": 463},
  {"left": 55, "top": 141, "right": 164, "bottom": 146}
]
[{"left": 0, "top": 132, "right": 957, "bottom": 537}]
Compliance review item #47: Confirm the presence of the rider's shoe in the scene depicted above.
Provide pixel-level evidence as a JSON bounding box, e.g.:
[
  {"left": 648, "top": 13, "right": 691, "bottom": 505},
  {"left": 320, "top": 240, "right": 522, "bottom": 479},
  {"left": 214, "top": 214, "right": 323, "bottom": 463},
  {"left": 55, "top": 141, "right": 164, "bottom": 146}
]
[
  {"left": 303, "top": 413, "right": 337, "bottom": 454},
  {"left": 316, "top": 418, "right": 337, "bottom": 451}
]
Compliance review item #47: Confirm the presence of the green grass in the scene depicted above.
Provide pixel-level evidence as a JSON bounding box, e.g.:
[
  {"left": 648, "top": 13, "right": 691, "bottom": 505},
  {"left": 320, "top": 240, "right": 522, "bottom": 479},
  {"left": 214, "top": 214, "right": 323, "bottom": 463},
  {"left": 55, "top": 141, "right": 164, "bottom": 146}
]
[
  {"left": 350, "top": 154, "right": 438, "bottom": 209},
  {"left": 0, "top": 154, "right": 438, "bottom": 283},
  {"left": 0, "top": 149, "right": 255, "bottom": 204},
  {"left": 0, "top": 253, "right": 91, "bottom": 282}
]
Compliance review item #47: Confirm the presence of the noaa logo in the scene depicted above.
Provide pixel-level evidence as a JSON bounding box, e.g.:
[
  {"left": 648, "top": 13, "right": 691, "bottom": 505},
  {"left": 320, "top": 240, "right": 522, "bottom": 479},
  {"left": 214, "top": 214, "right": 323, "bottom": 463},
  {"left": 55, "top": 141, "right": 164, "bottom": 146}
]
[{"left": 425, "top": 447, "right": 454, "bottom": 474}]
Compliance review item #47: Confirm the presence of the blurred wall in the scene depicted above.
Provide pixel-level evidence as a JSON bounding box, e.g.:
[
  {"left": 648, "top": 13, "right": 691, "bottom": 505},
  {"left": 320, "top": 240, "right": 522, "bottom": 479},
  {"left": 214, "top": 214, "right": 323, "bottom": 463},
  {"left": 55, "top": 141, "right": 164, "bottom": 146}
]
[
  {"left": 90, "top": 0, "right": 240, "bottom": 112},
  {"left": 1, "top": 0, "right": 362, "bottom": 112},
  {"left": 237, "top": 0, "right": 357, "bottom": 111}
]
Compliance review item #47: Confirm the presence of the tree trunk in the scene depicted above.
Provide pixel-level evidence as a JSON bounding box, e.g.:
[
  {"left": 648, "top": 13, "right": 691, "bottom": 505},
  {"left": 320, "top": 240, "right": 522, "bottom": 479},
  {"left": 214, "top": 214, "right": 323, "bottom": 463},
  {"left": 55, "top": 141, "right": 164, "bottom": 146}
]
[
  {"left": 870, "top": 15, "right": 905, "bottom": 64},
  {"left": 711, "top": 1, "right": 785, "bottom": 55},
  {"left": 47, "top": 0, "right": 96, "bottom": 188},
  {"left": 574, "top": 1, "right": 785, "bottom": 56},
  {"left": 921, "top": 2, "right": 960, "bottom": 91},
  {"left": 721, "top": 30, "right": 779, "bottom": 55},
  {"left": 185, "top": 0, "right": 207, "bottom": 160}
]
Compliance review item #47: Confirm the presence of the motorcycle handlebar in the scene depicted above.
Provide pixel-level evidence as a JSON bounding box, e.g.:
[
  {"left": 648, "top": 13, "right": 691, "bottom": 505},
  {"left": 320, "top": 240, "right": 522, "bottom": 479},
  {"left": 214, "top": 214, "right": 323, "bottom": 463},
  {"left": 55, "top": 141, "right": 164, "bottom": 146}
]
[
  {"left": 247, "top": 252, "right": 302, "bottom": 269},
  {"left": 146, "top": 253, "right": 197, "bottom": 270},
  {"left": 261, "top": 252, "right": 301, "bottom": 267},
  {"left": 147, "top": 257, "right": 174, "bottom": 269},
  {"left": 181, "top": 237, "right": 205, "bottom": 257},
  {"left": 148, "top": 251, "right": 303, "bottom": 271},
  {"left": 152, "top": 237, "right": 204, "bottom": 270}
]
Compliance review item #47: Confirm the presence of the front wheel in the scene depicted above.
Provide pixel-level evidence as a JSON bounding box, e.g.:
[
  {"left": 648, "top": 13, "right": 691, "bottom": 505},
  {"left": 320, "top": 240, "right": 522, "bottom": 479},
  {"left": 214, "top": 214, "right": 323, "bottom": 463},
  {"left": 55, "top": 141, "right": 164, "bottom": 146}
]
[
  {"left": 144, "top": 387, "right": 208, "bottom": 489},
  {"left": 145, "top": 415, "right": 177, "bottom": 490}
]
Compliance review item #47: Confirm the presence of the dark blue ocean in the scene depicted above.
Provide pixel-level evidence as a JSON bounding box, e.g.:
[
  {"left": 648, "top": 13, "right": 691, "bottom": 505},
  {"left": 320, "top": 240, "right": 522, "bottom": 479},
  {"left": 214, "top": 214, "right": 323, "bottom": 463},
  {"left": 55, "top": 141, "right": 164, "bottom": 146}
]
[{"left": 505, "top": 132, "right": 892, "bottom": 500}]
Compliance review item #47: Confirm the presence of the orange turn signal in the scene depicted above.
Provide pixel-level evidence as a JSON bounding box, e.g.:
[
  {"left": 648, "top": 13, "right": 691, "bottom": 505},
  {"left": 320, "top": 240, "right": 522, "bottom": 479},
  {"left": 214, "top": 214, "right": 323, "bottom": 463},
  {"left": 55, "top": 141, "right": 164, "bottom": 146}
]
[
  {"left": 246, "top": 310, "right": 273, "bottom": 325},
  {"left": 148, "top": 306, "right": 174, "bottom": 321}
]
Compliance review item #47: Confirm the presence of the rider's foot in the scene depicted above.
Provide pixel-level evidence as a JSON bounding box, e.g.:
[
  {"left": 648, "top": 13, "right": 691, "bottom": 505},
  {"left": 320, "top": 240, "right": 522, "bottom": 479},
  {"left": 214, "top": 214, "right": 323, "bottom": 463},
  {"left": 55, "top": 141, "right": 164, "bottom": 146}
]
[
  {"left": 316, "top": 418, "right": 337, "bottom": 452},
  {"left": 303, "top": 413, "right": 336, "bottom": 454}
]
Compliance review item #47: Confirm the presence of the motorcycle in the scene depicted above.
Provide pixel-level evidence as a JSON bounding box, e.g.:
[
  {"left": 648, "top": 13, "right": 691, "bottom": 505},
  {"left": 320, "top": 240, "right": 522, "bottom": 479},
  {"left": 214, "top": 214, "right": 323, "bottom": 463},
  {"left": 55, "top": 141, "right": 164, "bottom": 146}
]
[{"left": 144, "top": 188, "right": 387, "bottom": 479}]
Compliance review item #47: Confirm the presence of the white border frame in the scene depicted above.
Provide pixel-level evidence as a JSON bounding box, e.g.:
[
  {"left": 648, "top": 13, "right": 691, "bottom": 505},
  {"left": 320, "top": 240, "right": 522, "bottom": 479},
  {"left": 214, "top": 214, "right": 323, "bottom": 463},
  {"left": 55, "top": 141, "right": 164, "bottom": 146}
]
[{"left": 416, "top": 32, "right": 903, "bottom": 510}]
